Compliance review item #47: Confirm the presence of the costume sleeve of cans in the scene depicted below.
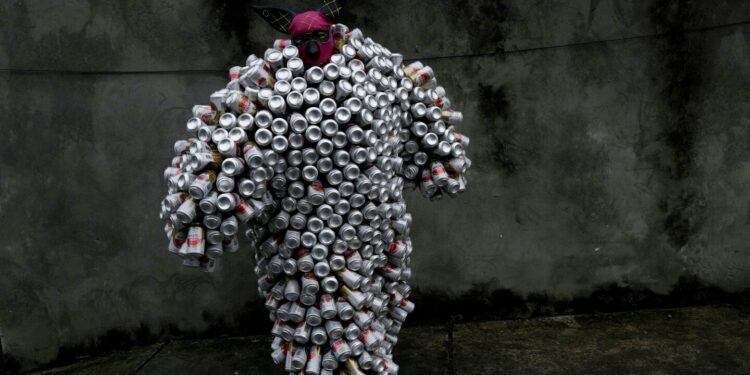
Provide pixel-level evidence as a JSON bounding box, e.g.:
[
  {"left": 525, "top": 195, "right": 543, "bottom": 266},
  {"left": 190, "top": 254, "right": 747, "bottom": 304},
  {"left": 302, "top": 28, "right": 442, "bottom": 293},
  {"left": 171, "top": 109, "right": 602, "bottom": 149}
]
[{"left": 160, "top": 22, "right": 470, "bottom": 375}]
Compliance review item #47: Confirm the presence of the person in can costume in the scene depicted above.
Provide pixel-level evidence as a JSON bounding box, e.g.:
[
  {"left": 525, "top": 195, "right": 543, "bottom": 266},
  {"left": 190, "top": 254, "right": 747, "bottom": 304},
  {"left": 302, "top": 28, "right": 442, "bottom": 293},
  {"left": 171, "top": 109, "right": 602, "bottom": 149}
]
[{"left": 159, "top": 1, "right": 471, "bottom": 373}]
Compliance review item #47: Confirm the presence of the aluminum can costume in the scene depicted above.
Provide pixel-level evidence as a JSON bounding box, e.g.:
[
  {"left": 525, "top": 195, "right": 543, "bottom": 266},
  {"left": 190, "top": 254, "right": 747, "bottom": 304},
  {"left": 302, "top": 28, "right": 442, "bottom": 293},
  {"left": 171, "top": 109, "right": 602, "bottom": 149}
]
[{"left": 160, "top": 1, "right": 471, "bottom": 373}]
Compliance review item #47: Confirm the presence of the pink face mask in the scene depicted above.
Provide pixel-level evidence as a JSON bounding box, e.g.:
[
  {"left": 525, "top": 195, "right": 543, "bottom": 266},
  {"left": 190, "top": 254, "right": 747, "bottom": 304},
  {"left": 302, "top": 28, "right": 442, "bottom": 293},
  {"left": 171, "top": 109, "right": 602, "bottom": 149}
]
[{"left": 288, "top": 11, "right": 334, "bottom": 66}]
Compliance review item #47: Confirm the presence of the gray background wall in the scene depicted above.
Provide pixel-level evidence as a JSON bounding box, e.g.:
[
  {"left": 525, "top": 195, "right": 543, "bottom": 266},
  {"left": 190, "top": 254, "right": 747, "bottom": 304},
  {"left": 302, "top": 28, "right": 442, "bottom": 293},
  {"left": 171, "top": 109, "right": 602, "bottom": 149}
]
[{"left": 2, "top": 0, "right": 750, "bottom": 369}]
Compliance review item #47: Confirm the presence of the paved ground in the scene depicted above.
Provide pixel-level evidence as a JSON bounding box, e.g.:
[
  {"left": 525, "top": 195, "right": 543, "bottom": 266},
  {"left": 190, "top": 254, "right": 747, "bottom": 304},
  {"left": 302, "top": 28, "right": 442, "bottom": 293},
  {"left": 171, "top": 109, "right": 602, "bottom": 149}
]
[{"left": 24, "top": 305, "right": 750, "bottom": 374}]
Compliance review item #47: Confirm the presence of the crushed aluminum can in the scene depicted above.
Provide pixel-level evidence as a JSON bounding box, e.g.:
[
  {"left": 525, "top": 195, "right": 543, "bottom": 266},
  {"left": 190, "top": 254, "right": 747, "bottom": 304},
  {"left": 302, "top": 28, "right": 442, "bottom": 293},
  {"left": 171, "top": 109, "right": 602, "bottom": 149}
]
[
  {"left": 430, "top": 160, "right": 449, "bottom": 186},
  {"left": 441, "top": 109, "right": 463, "bottom": 125},
  {"left": 243, "top": 64, "right": 276, "bottom": 89},
  {"left": 225, "top": 91, "right": 257, "bottom": 114}
]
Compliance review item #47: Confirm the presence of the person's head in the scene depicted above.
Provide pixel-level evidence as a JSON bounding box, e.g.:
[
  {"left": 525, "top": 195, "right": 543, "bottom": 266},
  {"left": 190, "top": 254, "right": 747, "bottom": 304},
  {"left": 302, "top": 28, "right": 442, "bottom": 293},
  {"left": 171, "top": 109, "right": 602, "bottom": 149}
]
[
  {"left": 254, "top": 1, "right": 342, "bottom": 66},
  {"left": 288, "top": 11, "right": 333, "bottom": 66}
]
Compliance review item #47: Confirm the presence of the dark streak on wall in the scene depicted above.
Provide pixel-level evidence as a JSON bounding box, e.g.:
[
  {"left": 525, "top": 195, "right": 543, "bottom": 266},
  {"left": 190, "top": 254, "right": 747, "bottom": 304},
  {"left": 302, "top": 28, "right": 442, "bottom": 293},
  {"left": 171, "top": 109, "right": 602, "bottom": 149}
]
[
  {"left": 211, "top": 0, "right": 257, "bottom": 66},
  {"left": 478, "top": 83, "right": 518, "bottom": 175},
  {"left": 650, "top": 0, "right": 706, "bottom": 249},
  {"left": 443, "top": 1, "right": 509, "bottom": 54}
]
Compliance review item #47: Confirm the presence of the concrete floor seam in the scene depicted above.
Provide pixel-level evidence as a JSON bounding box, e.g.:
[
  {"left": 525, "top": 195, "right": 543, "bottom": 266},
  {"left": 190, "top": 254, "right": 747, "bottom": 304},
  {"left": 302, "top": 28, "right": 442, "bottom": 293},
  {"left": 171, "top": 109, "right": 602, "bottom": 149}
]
[{"left": 133, "top": 339, "right": 170, "bottom": 374}]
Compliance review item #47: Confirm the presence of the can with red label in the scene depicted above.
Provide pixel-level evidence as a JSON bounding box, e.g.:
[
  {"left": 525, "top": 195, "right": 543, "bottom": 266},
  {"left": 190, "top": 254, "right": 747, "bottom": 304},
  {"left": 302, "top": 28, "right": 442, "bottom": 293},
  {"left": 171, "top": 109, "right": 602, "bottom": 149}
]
[
  {"left": 430, "top": 161, "right": 449, "bottom": 186},
  {"left": 242, "top": 64, "right": 276, "bottom": 89},
  {"left": 192, "top": 105, "right": 214, "bottom": 125},
  {"left": 225, "top": 91, "right": 257, "bottom": 114},
  {"left": 320, "top": 294, "right": 337, "bottom": 319},
  {"left": 330, "top": 338, "right": 352, "bottom": 362},
  {"left": 305, "top": 345, "right": 321, "bottom": 374},
  {"left": 242, "top": 142, "right": 264, "bottom": 168},
  {"left": 185, "top": 225, "right": 205, "bottom": 258},
  {"left": 188, "top": 171, "right": 216, "bottom": 200}
]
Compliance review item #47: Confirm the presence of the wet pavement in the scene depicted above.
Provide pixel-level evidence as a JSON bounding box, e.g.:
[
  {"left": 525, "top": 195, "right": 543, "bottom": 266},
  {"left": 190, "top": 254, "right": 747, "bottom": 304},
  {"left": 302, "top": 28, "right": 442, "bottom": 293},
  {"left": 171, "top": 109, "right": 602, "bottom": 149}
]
[{"left": 25, "top": 305, "right": 750, "bottom": 374}]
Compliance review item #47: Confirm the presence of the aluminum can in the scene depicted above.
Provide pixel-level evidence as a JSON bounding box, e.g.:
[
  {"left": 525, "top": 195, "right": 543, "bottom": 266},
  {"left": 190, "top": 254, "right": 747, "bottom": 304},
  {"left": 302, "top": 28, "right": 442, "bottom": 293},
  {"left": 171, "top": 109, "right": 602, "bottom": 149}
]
[
  {"left": 296, "top": 249, "right": 314, "bottom": 272},
  {"left": 186, "top": 117, "right": 203, "bottom": 134},
  {"left": 331, "top": 24, "right": 349, "bottom": 48},
  {"left": 287, "top": 57, "right": 304, "bottom": 76},
  {"left": 209, "top": 89, "right": 227, "bottom": 112},
  {"left": 330, "top": 339, "right": 352, "bottom": 362},
  {"left": 242, "top": 142, "right": 264, "bottom": 168},
  {"left": 217, "top": 192, "right": 240, "bottom": 212},
  {"left": 341, "top": 44, "right": 357, "bottom": 60},
  {"left": 275, "top": 68, "right": 293, "bottom": 82},
  {"left": 321, "top": 274, "right": 340, "bottom": 293},
  {"left": 220, "top": 215, "right": 239, "bottom": 236},
  {"left": 242, "top": 64, "right": 276, "bottom": 89},
  {"left": 254, "top": 128, "right": 273, "bottom": 146},
  {"left": 286, "top": 91, "right": 303, "bottom": 110},
  {"left": 305, "top": 66, "right": 324, "bottom": 84},
  {"left": 318, "top": 81, "right": 335, "bottom": 98},
  {"left": 219, "top": 112, "right": 237, "bottom": 129},
  {"left": 226, "top": 92, "right": 257, "bottom": 114},
  {"left": 403, "top": 61, "right": 424, "bottom": 77},
  {"left": 305, "top": 108, "right": 323, "bottom": 126},
  {"left": 192, "top": 105, "right": 214, "bottom": 125},
  {"left": 265, "top": 49, "right": 284, "bottom": 71},
  {"left": 410, "top": 66, "right": 434, "bottom": 87},
  {"left": 286, "top": 114, "right": 306, "bottom": 135},
  {"left": 305, "top": 346, "right": 322, "bottom": 374},
  {"left": 164, "top": 192, "right": 189, "bottom": 211},
  {"left": 284, "top": 230, "right": 302, "bottom": 249},
  {"left": 311, "top": 259, "right": 330, "bottom": 278},
  {"left": 336, "top": 297, "right": 354, "bottom": 320},
  {"left": 188, "top": 171, "right": 216, "bottom": 199},
  {"left": 311, "top": 294, "right": 332, "bottom": 320},
  {"left": 328, "top": 131, "right": 346, "bottom": 149},
  {"left": 268, "top": 94, "right": 286, "bottom": 115},
  {"left": 185, "top": 225, "right": 205, "bottom": 258},
  {"left": 234, "top": 199, "right": 256, "bottom": 222},
  {"left": 311, "top": 326, "right": 328, "bottom": 345},
  {"left": 221, "top": 157, "right": 245, "bottom": 176},
  {"left": 284, "top": 278, "right": 301, "bottom": 302},
  {"left": 323, "top": 63, "right": 340, "bottom": 81},
  {"left": 430, "top": 161, "right": 449, "bottom": 186},
  {"left": 281, "top": 44, "right": 299, "bottom": 59},
  {"left": 289, "top": 302, "right": 305, "bottom": 323},
  {"left": 344, "top": 321, "right": 361, "bottom": 341},
  {"left": 441, "top": 109, "right": 463, "bottom": 124},
  {"left": 175, "top": 199, "right": 197, "bottom": 224}
]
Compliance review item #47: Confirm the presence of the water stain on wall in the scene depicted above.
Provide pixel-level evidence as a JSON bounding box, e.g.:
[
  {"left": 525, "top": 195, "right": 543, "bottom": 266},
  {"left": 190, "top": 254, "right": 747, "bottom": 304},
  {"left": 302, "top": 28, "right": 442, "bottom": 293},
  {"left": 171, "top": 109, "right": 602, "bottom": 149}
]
[
  {"left": 442, "top": 0, "right": 509, "bottom": 54},
  {"left": 210, "top": 0, "right": 257, "bottom": 65},
  {"left": 649, "top": 0, "right": 707, "bottom": 249},
  {"left": 477, "top": 83, "right": 518, "bottom": 175}
]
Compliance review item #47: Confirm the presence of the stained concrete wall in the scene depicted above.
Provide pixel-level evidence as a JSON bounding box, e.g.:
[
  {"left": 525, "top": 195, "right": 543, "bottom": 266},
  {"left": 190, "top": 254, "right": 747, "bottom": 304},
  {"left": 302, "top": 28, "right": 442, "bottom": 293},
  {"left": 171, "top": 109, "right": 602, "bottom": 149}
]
[{"left": 2, "top": 0, "right": 750, "bottom": 369}]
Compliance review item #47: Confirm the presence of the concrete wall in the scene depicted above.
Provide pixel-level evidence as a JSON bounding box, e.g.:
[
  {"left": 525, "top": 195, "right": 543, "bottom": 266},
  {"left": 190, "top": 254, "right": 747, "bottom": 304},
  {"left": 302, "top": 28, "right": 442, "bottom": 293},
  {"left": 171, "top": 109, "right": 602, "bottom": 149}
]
[{"left": 2, "top": 0, "right": 750, "bottom": 368}]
